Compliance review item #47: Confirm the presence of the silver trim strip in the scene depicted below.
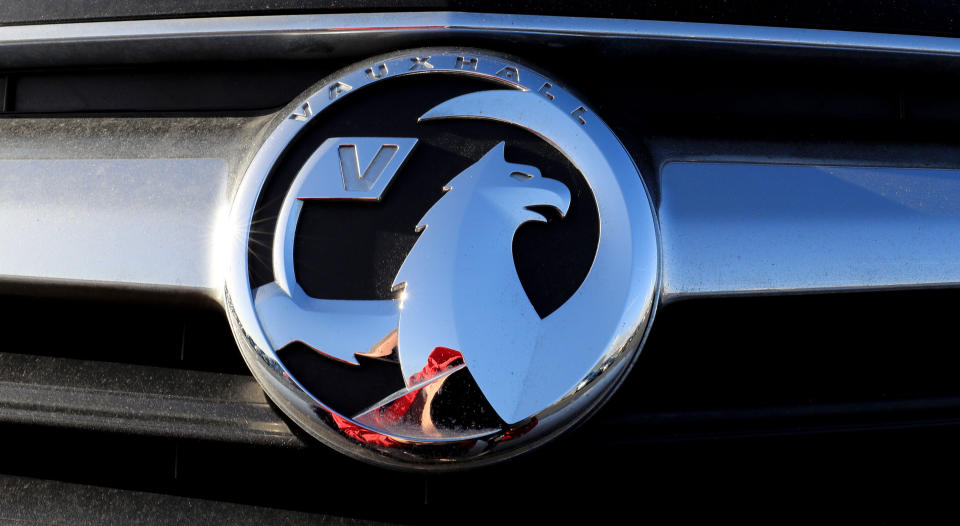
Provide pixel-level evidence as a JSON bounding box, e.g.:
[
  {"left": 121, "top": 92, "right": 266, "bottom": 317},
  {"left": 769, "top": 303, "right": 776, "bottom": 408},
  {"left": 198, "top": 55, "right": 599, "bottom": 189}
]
[
  {"left": 0, "top": 159, "right": 227, "bottom": 296},
  {"left": 3, "top": 12, "right": 960, "bottom": 66},
  {"left": 1, "top": 15, "right": 959, "bottom": 303},
  {"left": 0, "top": 115, "right": 268, "bottom": 300},
  {"left": 660, "top": 162, "right": 960, "bottom": 300}
]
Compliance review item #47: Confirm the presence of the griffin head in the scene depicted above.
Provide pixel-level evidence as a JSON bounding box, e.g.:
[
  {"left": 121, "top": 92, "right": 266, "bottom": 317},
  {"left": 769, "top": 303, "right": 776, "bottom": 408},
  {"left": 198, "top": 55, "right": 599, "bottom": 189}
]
[
  {"left": 415, "top": 141, "right": 570, "bottom": 231},
  {"left": 391, "top": 142, "right": 573, "bottom": 424}
]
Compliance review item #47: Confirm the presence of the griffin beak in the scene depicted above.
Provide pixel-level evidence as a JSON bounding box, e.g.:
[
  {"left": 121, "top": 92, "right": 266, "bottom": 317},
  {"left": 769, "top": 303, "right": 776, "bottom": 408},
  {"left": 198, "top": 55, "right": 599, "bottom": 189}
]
[
  {"left": 493, "top": 142, "right": 573, "bottom": 221},
  {"left": 524, "top": 175, "right": 572, "bottom": 220}
]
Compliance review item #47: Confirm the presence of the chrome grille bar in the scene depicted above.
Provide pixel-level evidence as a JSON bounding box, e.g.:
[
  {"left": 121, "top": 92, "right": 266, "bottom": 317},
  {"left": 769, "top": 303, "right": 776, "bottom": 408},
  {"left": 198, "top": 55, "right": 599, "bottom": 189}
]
[
  {"left": 3, "top": 12, "right": 960, "bottom": 68},
  {"left": 0, "top": 116, "right": 267, "bottom": 301},
  {"left": 0, "top": 16, "right": 958, "bottom": 303},
  {"left": 659, "top": 162, "right": 960, "bottom": 300}
]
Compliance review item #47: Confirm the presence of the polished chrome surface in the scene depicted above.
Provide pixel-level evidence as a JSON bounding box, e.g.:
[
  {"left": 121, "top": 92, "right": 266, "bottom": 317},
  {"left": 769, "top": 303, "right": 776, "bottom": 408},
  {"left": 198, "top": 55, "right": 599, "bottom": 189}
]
[
  {"left": 393, "top": 142, "right": 572, "bottom": 424},
  {"left": 254, "top": 283, "right": 400, "bottom": 366},
  {"left": 3, "top": 116, "right": 958, "bottom": 304},
  {"left": 0, "top": 116, "right": 267, "bottom": 300},
  {"left": 254, "top": 136, "right": 417, "bottom": 363},
  {"left": 223, "top": 49, "right": 659, "bottom": 468},
  {"left": 659, "top": 162, "right": 960, "bottom": 299},
  {"left": 295, "top": 137, "right": 418, "bottom": 201},
  {"left": 0, "top": 16, "right": 957, "bottom": 303},
  {"left": 0, "top": 159, "right": 225, "bottom": 294},
  {"left": 418, "top": 90, "right": 658, "bottom": 425},
  {"left": 6, "top": 12, "right": 960, "bottom": 68},
  {"left": 254, "top": 137, "right": 417, "bottom": 363},
  {"left": 274, "top": 137, "right": 417, "bottom": 297},
  {"left": 2, "top": 12, "right": 960, "bottom": 470}
]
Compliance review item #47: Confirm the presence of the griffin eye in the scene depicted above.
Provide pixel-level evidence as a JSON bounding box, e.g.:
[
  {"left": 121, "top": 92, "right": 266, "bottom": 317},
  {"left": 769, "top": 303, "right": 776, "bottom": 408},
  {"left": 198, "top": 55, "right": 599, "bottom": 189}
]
[{"left": 510, "top": 171, "right": 534, "bottom": 180}]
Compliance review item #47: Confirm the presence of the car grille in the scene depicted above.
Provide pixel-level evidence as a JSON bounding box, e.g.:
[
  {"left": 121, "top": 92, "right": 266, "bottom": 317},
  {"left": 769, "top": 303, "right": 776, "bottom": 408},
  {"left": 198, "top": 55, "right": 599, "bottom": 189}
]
[{"left": 1, "top": 9, "right": 958, "bottom": 519}]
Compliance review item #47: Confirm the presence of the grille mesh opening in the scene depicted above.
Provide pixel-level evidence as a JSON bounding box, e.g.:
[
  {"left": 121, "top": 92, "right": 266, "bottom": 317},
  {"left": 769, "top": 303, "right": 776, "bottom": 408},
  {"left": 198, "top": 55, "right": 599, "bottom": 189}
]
[
  {"left": 617, "top": 288, "right": 960, "bottom": 412},
  {"left": 583, "top": 288, "right": 960, "bottom": 445},
  {"left": 0, "top": 293, "right": 246, "bottom": 375}
]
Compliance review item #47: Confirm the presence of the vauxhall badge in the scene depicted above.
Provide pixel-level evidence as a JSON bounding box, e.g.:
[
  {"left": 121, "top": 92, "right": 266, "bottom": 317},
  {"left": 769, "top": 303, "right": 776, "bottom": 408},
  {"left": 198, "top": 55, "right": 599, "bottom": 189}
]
[{"left": 224, "top": 49, "right": 659, "bottom": 468}]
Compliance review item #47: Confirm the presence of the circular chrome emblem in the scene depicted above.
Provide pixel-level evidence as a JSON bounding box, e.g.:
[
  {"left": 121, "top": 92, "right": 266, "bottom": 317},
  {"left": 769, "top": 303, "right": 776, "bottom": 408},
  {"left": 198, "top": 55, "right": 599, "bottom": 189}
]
[{"left": 224, "top": 49, "right": 659, "bottom": 469}]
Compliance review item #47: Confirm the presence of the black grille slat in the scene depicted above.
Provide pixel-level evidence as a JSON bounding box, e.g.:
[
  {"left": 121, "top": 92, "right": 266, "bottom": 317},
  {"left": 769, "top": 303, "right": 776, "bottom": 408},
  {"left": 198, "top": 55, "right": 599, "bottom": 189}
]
[{"left": 0, "top": 352, "right": 299, "bottom": 446}]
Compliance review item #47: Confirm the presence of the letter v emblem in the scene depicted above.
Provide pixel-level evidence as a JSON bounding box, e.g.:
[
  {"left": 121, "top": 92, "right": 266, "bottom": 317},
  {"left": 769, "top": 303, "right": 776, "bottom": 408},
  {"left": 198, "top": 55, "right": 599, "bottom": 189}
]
[{"left": 295, "top": 137, "right": 418, "bottom": 201}]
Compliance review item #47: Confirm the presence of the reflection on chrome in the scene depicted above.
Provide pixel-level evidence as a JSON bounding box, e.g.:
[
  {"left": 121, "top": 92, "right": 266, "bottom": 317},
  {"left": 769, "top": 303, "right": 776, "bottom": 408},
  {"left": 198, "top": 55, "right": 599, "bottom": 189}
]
[
  {"left": 393, "top": 142, "right": 571, "bottom": 425},
  {"left": 224, "top": 49, "right": 659, "bottom": 468}
]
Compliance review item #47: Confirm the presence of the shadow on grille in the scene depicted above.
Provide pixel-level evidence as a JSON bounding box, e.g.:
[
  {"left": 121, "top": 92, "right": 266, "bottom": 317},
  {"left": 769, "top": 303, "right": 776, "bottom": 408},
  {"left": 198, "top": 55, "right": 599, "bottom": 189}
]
[
  {"left": 0, "top": 293, "right": 299, "bottom": 447},
  {"left": 1, "top": 283, "right": 959, "bottom": 513}
]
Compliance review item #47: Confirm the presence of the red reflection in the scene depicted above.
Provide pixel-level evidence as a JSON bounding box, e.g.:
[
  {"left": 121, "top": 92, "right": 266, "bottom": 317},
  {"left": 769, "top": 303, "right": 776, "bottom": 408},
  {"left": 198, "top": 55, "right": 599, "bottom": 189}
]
[
  {"left": 365, "top": 347, "right": 463, "bottom": 429},
  {"left": 409, "top": 347, "right": 464, "bottom": 384},
  {"left": 332, "top": 347, "right": 462, "bottom": 446},
  {"left": 330, "top": 412, "right": 401, "bottom": 448},
  {"left": 330, "top": 346, "right": 538, "bottom": 447},
  {"left": 502, "top": 416, "right": 537, "bottom": 441}
]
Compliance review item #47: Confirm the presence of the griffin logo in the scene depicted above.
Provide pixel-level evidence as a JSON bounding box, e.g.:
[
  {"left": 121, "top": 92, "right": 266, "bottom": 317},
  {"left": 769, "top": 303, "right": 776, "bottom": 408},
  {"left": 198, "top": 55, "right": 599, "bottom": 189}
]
[
  {"left": 225, "top": 50, "right": 659, "bottom": 468},
  {"left": 256, "top": 140, "right": 572, "bottom": 425},
  {"left": 393, "top": 142, "right": 571, "bottom": 424}
]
